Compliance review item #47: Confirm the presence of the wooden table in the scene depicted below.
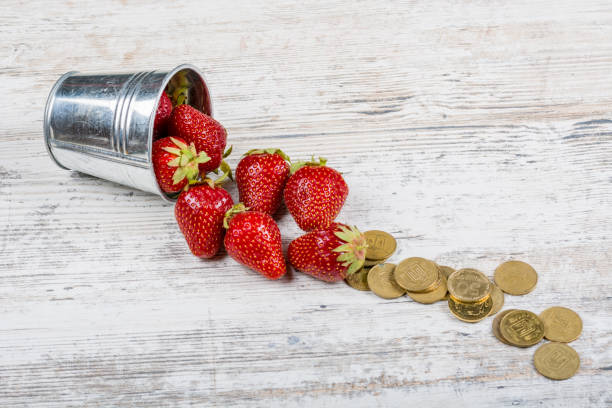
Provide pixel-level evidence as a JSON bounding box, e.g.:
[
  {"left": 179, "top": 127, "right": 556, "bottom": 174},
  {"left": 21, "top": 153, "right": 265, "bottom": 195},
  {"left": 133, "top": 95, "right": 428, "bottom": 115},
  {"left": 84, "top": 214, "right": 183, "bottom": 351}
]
[{"left": 1, "top": 1, "right": 611, "bottom": 406}]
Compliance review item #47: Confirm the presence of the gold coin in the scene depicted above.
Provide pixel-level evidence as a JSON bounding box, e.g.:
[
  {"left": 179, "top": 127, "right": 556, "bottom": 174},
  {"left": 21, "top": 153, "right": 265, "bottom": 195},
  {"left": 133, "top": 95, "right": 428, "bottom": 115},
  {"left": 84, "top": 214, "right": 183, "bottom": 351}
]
[
  {"left": 447, "top": 268, "right": 491, "bottom": 303},
  {"left": 448, "top": 296, "right": 493, "bottom": 323},
  {"left": 492, "top": 309, "right": 517, "bottom": 345},
  {"left": 534, "top": 342, "right": 580, "bottom": 380},
  {"left": 438, "top": 265, "right": 455, "bottom": 279},
  {"left": 364, "top": 230, "right": 397, "bottom": 260},
  {"left": 499, "top": 309, "right": 545, "bottom": 347},
  {"left": 393, "top": 257, "right": 439, "bottom": 292},
  {"left": 407, "top": 273, "right": 447, "bottom": 304},
  {"left": 448, "top": 294, "right": 489, "bottom": 305},
  {"left": 488, "top": 284, "right": 505, "bottom": 316},
  {"left": 345, "top": 267, "right": 371, "bottom": 291},
  {"left": 418, "top": 267, "right": 442, "bottom": 293},
  {"left": 363, "top": 257, "right": 389, "bottom": 267},
  {"left": 367, "top": 263, "right": 405, "bottom": 299},
  {"left": 494, "top": 260, "right": 538, "bottom": 295},
  {"left": 539, "top": 307, "right": 583, "bottom": 343}
]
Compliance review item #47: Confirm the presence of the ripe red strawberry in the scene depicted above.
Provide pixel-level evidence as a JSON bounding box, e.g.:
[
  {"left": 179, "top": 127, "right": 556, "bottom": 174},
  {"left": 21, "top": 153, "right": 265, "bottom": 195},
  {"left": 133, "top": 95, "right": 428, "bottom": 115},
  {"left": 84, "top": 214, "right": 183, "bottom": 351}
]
[
  {"left": 235, "top": 148, "right": 290, "bottom": 216},
  {"left": 175, "top": 181, "right": 234, "bottom": 258},
  {"left": 284, "top": 157, "right": 348, "bottom": 231},
  {"left": 288, "top": 223, "right": 367, "bottom": 282},
  {"left": 152, "top": 137, "right": 210, "bottom": 193},
  {"left": 153, "top": 91, "right": 172, "bottom": 139},
  {"left": 168, "top": 104, "right": 228, "bottom": 174},
  {"left": 223, "top": 204, "right": 286, "bottom": 280}
]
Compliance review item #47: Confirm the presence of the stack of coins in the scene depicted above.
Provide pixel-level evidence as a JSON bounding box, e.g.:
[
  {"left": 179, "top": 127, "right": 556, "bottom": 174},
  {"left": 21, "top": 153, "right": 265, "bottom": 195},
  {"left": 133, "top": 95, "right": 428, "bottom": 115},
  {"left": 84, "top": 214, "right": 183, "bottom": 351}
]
[
  {"left": 394, "top": 258, "right": 448, "bottom": 304},
  {"left": 363, "top": 230, "right": 396, "bottom": 266},
  {"left": 346, "top": 230, "right": 397, "bottom": 292},
  {"left": 493, "top": 309, "right": 545, "bottom": 347},
  {"left": 446, "top": 268, "right": 493, "bottom": 322},
  {"left": 344, "top": 230, "right": 583, "bottom": 380},
  {"left": 491, "top": 306, "right": 582, "bottom": 380}
]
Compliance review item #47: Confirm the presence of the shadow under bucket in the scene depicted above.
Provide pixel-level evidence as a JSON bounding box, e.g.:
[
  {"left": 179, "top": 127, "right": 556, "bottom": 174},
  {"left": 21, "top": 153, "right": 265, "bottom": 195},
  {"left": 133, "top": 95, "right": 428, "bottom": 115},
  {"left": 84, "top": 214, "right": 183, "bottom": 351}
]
[{"left": 44, "top": 64, "right": 212, "bottom": 202}]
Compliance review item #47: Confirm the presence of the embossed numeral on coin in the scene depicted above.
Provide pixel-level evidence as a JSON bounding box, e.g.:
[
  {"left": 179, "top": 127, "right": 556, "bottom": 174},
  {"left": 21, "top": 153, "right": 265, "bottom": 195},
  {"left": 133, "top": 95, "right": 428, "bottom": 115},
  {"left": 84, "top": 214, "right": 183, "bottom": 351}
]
[
  {"left": 545, "top": 349, "right": 571, "bottom": 370},
  {"left": 406, "top": 263, "right": 427, "bottom": 283},
  {"left": 367, "top": 236, "right": 384, "bottom": 250},
  {"left": 500, "top": 310, "right": 544, "bottom": 347},
  {"left": 550, "top": 313, "right": 568, "bottom": 328},
  {"left": 455, "top": 281, "right": 488, "bottom": 298},
  {"left": 508, "top": 317, "right": 538, "bottom": 339}
]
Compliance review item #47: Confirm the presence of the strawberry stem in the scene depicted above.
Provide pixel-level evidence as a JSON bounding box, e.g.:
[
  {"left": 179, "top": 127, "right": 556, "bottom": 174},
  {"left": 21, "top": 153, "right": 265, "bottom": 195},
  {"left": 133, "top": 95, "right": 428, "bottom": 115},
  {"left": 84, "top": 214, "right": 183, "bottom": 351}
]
[
  {"left": 223, "top": 203, "right": 248, "bottom": 229},
  {"left": 196, "top": 159, "right": 232, "bottom": 189},
  {"left": 289, "top": 156, "right": 326, "bottom": 174},
  {"left": 242, "top": 148, "right": 290, "bottom": 162}
]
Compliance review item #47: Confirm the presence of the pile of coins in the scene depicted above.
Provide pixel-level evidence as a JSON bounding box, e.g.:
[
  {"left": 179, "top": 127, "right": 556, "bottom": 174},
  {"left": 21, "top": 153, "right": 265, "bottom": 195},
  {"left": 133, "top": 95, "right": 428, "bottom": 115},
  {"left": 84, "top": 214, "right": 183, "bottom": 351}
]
[
  {"left": 347, "top": 230, "right": 583, "bottom": 381},
  {"left": 447, "top": 268, "right": 496, "bottom": 322},
  {"left": 492, "top": 306, "right": 583, "bottom": 380}
]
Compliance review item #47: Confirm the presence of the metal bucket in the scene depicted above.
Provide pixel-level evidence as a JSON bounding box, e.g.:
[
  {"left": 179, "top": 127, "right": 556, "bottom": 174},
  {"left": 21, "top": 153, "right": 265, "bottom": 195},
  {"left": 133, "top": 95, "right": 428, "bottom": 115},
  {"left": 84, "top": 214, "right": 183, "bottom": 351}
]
[{"left": 44, "top": 64, "right": 212, "bottom": 202}]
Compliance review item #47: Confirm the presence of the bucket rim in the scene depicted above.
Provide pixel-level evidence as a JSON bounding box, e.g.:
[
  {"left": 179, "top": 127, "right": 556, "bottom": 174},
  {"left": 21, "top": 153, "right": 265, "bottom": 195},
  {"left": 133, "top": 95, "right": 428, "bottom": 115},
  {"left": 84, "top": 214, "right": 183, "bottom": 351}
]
[
  {"left": 44, "top": 70, "right": 78, "bottom": 170},
  {"left": 147, "top": 63, "right": 213, "bottom": 202}
]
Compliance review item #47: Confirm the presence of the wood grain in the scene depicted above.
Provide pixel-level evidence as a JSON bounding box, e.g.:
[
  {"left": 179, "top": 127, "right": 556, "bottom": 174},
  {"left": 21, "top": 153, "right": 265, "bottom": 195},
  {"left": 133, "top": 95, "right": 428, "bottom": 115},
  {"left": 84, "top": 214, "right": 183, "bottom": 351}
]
[{"left": 1, "top": 0, "right": 611, "bottom": 406}]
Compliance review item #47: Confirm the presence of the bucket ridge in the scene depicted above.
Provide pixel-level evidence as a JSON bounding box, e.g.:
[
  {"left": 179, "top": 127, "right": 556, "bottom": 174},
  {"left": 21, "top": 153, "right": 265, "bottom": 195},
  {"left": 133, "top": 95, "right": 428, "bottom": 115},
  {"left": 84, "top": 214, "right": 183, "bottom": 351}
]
[{"left": 44, "top": 64, "right": 211, "bottom": 201}]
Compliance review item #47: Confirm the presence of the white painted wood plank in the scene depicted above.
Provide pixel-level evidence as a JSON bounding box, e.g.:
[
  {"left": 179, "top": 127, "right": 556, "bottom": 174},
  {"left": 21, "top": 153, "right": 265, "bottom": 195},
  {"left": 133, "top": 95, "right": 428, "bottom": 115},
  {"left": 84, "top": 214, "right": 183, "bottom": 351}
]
[{"left": 0, "top": 0, "right": 611, "bottom": 406}]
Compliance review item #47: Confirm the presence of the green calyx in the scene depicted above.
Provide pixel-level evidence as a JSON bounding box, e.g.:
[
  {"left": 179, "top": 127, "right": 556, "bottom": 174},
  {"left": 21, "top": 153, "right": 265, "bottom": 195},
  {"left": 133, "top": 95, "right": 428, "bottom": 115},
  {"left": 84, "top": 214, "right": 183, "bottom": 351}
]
[
  {"left": 332, "top": 225, "right": 368, "bottom": 275},
  {"left": 243, "top": 148, "right": 290, "bottom": 162},
  {"left": 173, "top": 87, "right": 189, "bottom": 106},
  {"left": 167, "top": 72, "right": 190, "bottom": 106},
  {"left": 223, "top": 203, "right": 248, "bottom": 229},
  {"left": 163, "top": 137, "right": 210, "bottom": 186},
  {"left": 211, "top": 162, "right": 233, "bottom": 184},
  {"left": 217, "top": 160, "right": 233, "bottom": 183},
  {"left": 211, "top": 146, "right": 234, "bottom": 181},
  {"left": 222, "top": 146, "right": 234, "bottom": 181},
  {"left": 196, "top": 160, "right": 233, "bottom": 190},
  {"left": 289, "top": 156, "right": 327, "bottom": 174}
]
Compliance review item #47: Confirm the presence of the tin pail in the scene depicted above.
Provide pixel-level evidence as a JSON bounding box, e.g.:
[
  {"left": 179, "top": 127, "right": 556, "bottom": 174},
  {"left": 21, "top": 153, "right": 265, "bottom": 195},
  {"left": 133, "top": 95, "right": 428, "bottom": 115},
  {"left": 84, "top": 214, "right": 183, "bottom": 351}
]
[{"left": 44, "top": 64, "right": 212, "bottom": 201}]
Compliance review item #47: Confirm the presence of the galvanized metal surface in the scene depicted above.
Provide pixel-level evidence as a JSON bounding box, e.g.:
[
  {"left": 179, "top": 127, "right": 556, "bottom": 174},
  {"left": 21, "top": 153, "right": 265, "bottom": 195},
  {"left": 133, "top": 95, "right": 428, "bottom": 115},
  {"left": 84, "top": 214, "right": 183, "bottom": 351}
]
[{"left": 44, "top": 64, "right": 211, "bottom": 201}]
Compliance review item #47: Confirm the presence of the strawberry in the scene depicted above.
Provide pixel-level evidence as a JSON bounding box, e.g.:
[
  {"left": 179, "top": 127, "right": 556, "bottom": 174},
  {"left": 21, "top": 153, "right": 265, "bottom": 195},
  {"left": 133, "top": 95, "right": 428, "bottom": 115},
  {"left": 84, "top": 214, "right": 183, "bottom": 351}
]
[
  {"left": 288, "top": 223, "right": 367, "bottom": 282},
  {"left": 235, "top": 148, "right": 290, "bottom": 216},
  {"left": 223, "top": 204, "right": 286, "bottom": 280},
  {"left": 153, "top": 91, "right": 172, "bottom": 139},
  {"left": 174, "top": 179, "right": 234, "bottom": 258},
  {"left": 152, "top": 137, "right": 210, "bottom": 193},
  {"left": 168, "top": 104, "right": 229, "bottom": 174},
  {"left": 284, "top": 157, "right": 348, "bottom": 231}
]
